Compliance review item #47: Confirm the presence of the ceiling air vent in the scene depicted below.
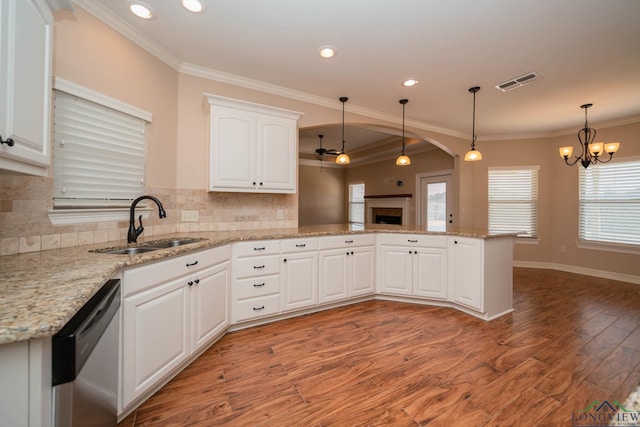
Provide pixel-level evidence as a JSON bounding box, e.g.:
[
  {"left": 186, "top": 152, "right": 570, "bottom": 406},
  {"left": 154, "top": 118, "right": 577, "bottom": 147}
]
[{"left": 495, "top": 72, "right": 539, "bottom": 92}]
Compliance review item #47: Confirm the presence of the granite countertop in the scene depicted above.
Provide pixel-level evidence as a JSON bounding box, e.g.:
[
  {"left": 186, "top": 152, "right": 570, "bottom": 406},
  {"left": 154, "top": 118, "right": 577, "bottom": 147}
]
[{"left": 0, "top": 224, "right": 515, "bottom": 345}]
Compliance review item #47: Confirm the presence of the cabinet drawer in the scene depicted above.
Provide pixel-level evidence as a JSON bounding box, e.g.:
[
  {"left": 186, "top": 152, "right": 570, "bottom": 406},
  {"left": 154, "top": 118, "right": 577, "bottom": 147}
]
[
  {"left": 319, "top": 234, "right": 375, "bottom": 250},
  {"left": 233, "top": 240, "right": 280, "bottom": 257},
  {"left": 235, "top": 294, "right": 280, "bottom": 322},
  {"left": 377, "top": 233, "right": 447, "bottom": 248},
  {"left": 123, "top": 245, "right": 231, "bottom": 297},
  {"left": 234, "top": 255, "right": 280, "bottom": 279},
  {"left": 280, "top": 237, "right": 318, "bottom": 253},
  {"left": 235, "top": 275, "right": 280, "bottom": 300}
]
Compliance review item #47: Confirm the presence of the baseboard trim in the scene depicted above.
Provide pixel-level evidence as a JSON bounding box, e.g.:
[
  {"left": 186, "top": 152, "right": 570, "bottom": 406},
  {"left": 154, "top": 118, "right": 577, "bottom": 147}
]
[{"left": 513, "top": 261, "right": 640, "bottom": 285}]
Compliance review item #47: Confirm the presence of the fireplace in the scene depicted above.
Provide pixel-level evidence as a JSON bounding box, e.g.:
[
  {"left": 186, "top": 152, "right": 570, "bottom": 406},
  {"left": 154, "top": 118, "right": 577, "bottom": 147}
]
[
  {"left": 365, "top": 194, "right": 412, "bottom": 226},
  {"left": 372, "top": 208, "right": 402, "bottom": 224}
]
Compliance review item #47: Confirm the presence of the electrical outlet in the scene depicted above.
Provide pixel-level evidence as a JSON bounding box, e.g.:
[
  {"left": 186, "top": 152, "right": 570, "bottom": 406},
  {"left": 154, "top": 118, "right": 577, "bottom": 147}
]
[
  {"left": 181, "top": 210, "right": 199, "bottom": 222},
  {"left": 276, "top": 210, "right": 284, "bottom": 220},
  {"left": 560, "top": 245, "right": 567, "bottom": 253}
]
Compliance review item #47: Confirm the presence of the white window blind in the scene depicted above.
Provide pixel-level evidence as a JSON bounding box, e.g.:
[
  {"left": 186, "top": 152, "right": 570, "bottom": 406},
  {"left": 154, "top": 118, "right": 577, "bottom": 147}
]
[
  {"left": 349, "top": 183, "right": 365, "bottom": 226},
  {"left": 53, "top": 90, "right": 147, "bottom": 208},
  {"left": 488, "top": 167, "right": 539, "bottom": 238},
  {"left": 579, "top": 159, "right": 640, "bottom": 246}
]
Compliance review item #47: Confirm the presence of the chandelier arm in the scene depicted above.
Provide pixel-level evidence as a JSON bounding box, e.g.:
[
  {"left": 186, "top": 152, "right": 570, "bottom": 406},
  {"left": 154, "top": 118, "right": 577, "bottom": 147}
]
[{"left": 563, "top": 155, "right": 582, "bottom": 167}]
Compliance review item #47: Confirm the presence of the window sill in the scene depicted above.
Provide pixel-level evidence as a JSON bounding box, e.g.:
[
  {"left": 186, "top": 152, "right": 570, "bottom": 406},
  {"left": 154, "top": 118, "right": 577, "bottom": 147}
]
[
  {"left": 577, "top": 240, "right": 640, "bottom": 255},
  {"left": 48, "top": 207, "right": 151, "bottom": 226},
  {"left": 516, "top": 237, "right": 539, "bottom": 245}
]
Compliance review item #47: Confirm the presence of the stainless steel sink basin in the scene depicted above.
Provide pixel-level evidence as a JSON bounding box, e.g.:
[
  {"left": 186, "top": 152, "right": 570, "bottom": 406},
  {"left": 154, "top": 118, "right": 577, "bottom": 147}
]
[
  {"left": 92, "top": 237, "right": 206, "bottom": 255},
  {"left": 98, "top": 247, "right": 160, "bottom": 255}
]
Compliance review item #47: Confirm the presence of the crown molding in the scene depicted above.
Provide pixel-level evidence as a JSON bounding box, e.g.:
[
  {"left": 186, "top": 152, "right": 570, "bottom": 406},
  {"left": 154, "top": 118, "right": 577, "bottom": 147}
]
[{"left": 72, "top": 0, "right": 182, "bottom": 70}]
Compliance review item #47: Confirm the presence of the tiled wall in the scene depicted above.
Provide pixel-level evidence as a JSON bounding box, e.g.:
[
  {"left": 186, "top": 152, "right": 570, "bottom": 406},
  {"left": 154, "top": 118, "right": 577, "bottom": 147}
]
[{"left": 0, "top": 175, "right": 297, "bottom": 255}]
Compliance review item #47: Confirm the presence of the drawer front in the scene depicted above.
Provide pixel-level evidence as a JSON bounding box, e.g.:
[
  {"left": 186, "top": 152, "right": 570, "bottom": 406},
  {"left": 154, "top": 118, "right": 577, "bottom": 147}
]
[
  {"left": 235, "top": 294, "right": 280, "bottom": 322},
  {"left": 377, "top": 233, "right": 448, "bottom": 248},
  {"left": 280, "top": 237, "right": 319, "bottom": 253},
  {"left": 123, "top": 245, "right": 231, "bottom": 297},
  {"left": 234, "top": 255, "right": 280, "bottom": 279},
  {"left": 233, "top": 240, "right": 280, "bottom": 257},
  {"left": 319, "top": 234, "right": 375, "bottom": 250},
  {"left": 235, "top": 275, "right": 280, "bottom": 300}
]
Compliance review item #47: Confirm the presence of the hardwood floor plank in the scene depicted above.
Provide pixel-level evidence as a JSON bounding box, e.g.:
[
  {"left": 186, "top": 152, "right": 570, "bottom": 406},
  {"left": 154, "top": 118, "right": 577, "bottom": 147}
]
[{"left": 119, "top": 269, "right": 640, "bottom": 427}]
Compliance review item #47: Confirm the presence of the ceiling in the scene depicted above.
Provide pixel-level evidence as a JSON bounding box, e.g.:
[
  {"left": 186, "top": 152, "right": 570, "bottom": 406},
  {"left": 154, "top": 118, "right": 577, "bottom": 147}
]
[{"left": 76, "top": 0, "right": 640, "bottom": 161}]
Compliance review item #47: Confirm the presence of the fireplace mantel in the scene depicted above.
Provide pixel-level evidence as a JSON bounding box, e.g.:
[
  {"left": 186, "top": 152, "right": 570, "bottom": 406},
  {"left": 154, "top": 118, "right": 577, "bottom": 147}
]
[{"left": 364, "top": 194, "right": 413, "bottom": 199}]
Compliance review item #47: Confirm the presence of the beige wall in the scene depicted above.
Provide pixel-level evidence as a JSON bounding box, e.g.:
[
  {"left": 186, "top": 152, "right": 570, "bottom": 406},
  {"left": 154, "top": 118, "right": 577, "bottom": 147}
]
[{"left": 298, "top": 164, "right": 345, "bottom": 226}]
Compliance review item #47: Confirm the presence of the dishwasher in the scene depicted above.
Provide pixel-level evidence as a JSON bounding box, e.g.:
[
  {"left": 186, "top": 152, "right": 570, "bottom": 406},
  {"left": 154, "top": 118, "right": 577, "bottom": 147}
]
[{"left": 52, "top": 279, "right": 121, "bottom": 427}]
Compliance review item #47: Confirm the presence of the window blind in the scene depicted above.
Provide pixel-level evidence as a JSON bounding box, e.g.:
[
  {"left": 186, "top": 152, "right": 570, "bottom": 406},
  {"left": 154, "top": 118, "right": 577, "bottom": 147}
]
[
  {"left": 488, "top": 167, "right": 539, "bottom": 237},
  {"left": 53, "top": 90, "right": 146, "bottom": 207},
  {"left": 349, "top": 183, "right": 365, "bottom": 224},
  {"left": 579, "top": 159, "right": 640, "bottom": 246}
]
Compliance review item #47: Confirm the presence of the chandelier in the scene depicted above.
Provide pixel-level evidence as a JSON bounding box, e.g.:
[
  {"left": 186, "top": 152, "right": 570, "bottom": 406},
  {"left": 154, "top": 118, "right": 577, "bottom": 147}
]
[{"left": 559, "top": 103, "right": 620, "bottom": 168}]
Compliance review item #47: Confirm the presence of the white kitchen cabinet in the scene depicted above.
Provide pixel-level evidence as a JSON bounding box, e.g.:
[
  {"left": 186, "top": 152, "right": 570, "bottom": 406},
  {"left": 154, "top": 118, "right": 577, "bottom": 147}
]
[
  {"left": 121, "top": 245, "right": 231, "bottom": 410},
  {"left": 281, "top": 238, "right": 318, "bottom": 311},
  {"left": 448, "top": 236, "right": 513, "bottom": 319},
  {"left": 0, "top": 338, "right": 51, "bottom": 427},
  {"left": 206, "top": 94, "right": 302, "bottom": 194},
  {"left": 0, "top": 0, "right": 53, "bottom": 175},
  {"left": 377, "top": 234, "right": 448, "bottom": 300},
  {"left": 190, "top": 261, "right": 230, "bottom": 354},
  {"left": 232, "top": 240, "right": 281, "bottom": 322},
  {"left": 122, "top": 277, "right": 190, "bottom": 409},
  {"left": 318, "top": 234, "right": 375, "bottom": 303}
]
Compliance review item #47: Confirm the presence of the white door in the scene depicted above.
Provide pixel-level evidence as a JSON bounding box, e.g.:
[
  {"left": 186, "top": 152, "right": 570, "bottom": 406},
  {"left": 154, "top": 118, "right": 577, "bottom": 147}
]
[
  {"left": 318, "top": 249, "right": 349, "bottom": 303},
  {"left": 350, "top": 247, "right": 375, "bottom": 297},
  {"left": 281, "top": 252, "right": 318, "bottom": 311},
  {"left": 419, "top": 175, "right": 452, "bottom": 231},
  {"left": 190, "top": 262, "right": 230, "bottom": 353}
]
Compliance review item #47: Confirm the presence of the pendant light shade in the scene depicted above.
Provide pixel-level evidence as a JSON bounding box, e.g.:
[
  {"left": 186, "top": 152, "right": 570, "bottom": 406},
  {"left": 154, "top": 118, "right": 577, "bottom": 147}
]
[
  {"left": 336, "top": 97, "right": 350, "bottom": 165},
  {"left": 396, "top": 99, "right": 410, "bottom": 166},
  {"left": 464, "top": 86, "right": 482, "bottom": 162}
]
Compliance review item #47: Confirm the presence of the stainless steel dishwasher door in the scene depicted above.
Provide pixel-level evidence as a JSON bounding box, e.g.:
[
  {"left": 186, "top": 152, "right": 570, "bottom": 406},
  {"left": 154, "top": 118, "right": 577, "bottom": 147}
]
[{"left": 52, "top": 279, "right": 121, "bottom": 427}]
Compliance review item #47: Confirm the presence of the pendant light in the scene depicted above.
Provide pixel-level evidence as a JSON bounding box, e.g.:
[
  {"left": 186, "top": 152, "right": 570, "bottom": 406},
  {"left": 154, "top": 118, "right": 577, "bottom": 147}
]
[
  {"left": 464, "top": 86, "right": 482, "bottom": 162},
  {"left": 396, "top": 99, "right": 410, "bottom": 166},
  {"left": 335, "top": 97, "right": 350, "bottom": 164}
]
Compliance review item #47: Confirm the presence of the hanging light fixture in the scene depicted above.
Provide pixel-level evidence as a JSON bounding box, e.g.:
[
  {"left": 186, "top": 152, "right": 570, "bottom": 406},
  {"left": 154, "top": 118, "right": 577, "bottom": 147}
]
[
  {"left": 464, "top": 86, "right": 482, "bottom": 161},
  {"left": 335, "top": 97, "right": 350, "bottom": 165},
  {"left": 559, "top": 103, "right": 620, "bottom": 168},
  {"left": 396, "top": 99, "right": 411, "bottom": 166}
]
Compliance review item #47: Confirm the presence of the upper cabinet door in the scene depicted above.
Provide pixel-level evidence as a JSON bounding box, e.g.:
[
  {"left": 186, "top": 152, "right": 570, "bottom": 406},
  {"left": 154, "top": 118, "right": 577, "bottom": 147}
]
[
  {"left": 206, "top": 94, "right": 302, "bottom": 194},
  {"left": 0, "top": 0, "right": 52, "bottom": 176}
]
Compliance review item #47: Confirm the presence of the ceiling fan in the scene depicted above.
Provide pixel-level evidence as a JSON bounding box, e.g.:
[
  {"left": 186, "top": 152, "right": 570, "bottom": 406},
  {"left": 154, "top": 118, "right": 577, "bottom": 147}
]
[{"left": 314, "top": 134, "right": 341, "bottom": 160}]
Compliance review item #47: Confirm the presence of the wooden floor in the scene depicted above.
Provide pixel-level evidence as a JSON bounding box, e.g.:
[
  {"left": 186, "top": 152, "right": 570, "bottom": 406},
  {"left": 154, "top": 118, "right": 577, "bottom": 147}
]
[{"left": 118, "top": 268, "right": 640, "bottom": 426}]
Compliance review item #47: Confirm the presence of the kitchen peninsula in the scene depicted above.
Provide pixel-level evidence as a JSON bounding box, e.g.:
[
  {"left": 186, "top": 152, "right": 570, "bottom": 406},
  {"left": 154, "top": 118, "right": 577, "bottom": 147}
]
[{"left": 0, "top": 224, "right": 515, "bottom": 423}]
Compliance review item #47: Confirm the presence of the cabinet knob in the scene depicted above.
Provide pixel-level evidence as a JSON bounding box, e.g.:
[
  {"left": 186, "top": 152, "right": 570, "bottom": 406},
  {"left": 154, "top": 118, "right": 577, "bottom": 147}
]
[
  {"left": 454, "top": 241, "right": 458, "bottom": 244},
  {"left": 187, "top": 281, "right": 194, "bottom": 286},
  {"left": 194, "top": 279, "right": 200, "bottom": 284},
  {"left": 259, "top": 182, "right": 263, "bottom": 186},
  {"left": 0, "top": 135, "right": 14, "bottom": 146},
  {"left": 253, "top": 182, "right": 256, "bottom": 186},
  {"left": 350, "top": 251, "right": 354, "bottom": 255},
  {"left": 283, "top": 258, "right": 287, "bottom": 263}
]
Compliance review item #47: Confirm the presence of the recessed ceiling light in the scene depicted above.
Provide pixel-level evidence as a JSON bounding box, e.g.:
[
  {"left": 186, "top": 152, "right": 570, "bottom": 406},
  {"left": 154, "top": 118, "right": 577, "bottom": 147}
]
[
  {"left": 129, "top": 2, "right": 153, "bottom": 19},
  {"left": 319, "top": 46, "right": 336, "bottom": 59},
  {"left": 181, "top": 0, "right": 204, "bottom": 13},
  {"left": 403, "top": 79, "right": 419, "bottom": 87}
]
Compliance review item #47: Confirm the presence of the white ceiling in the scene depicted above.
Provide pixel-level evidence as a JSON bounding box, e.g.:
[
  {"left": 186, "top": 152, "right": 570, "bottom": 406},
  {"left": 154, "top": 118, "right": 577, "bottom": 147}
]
[{"left": 76, "top": 0, "right": 640, "bottom": 158}]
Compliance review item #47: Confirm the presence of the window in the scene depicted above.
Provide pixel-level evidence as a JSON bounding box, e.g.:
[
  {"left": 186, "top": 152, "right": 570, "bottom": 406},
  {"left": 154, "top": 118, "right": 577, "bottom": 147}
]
[
  {"left": 488, "top": 167, "right": 539, "bottom": 238},
  {"left": 52, "top": 79, "right": 151, "bottom": 210},
  {"left": 349, "top": 183, "right": 365, "bottom": 228},
  {"left": 579, "top": 158, "right": 640, "bottom": 247}
]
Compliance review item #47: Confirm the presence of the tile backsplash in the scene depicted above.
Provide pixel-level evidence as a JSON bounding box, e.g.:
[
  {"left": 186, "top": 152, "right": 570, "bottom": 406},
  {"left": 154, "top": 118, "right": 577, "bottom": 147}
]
[{"left": 0, "top": 175, "right": 297, "bottom": 255}]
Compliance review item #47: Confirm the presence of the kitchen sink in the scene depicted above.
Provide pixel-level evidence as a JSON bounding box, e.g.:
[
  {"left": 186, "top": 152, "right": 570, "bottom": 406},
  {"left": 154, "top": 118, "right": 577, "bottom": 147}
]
[
  {"left": 98, "top": 247, "right": 161, "bottom": 255},
  {"left": 92, "top": 237, "right": 207, "bottom": 255}
]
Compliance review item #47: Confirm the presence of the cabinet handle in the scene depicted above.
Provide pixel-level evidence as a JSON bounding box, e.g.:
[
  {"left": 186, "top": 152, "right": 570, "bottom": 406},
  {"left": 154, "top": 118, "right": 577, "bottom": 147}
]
[
  {"left": 253, "top": 306, "right": 265, "bottom": 311},
  {"left": 194, "top": 279, "right": 200, "bottom": 284},
  {"left": 186, "top": 260, "right": 198, "bottom": 267},
  {"left": 253, "top": 283, "right": 265, "bottom": 287},
  {"left": 254, "top": 247, "right": 266, "bottom": 251},
  {"left": 408, "top": 239, "right": 418, "bottom": 243},
  {"left": 345, "top": 240, "right": 354, "bottom": 244},
  {"left": 0, "top": 135, "right": 14, "bottom": 147},
  {"left": 187, "top": 281, "right": 194, "bottom": 286},
  {"left": 295, "top": 244, "right": 306, "bottom": 248},
  {"left": 253, "top": 265, "right": 265, "bottom": 269}
]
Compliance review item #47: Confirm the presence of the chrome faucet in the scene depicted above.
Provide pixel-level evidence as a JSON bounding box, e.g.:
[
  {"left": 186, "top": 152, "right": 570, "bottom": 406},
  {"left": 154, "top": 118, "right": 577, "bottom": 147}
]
[{"left": 128, "top": 195, "right": 167, "bottom": 243}]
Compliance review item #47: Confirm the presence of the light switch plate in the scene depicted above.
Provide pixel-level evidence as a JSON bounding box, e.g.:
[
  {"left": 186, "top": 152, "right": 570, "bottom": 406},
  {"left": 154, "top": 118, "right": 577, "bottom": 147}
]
[{"left": 181, "top": 210, "right": 199, "bottom": 222}]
